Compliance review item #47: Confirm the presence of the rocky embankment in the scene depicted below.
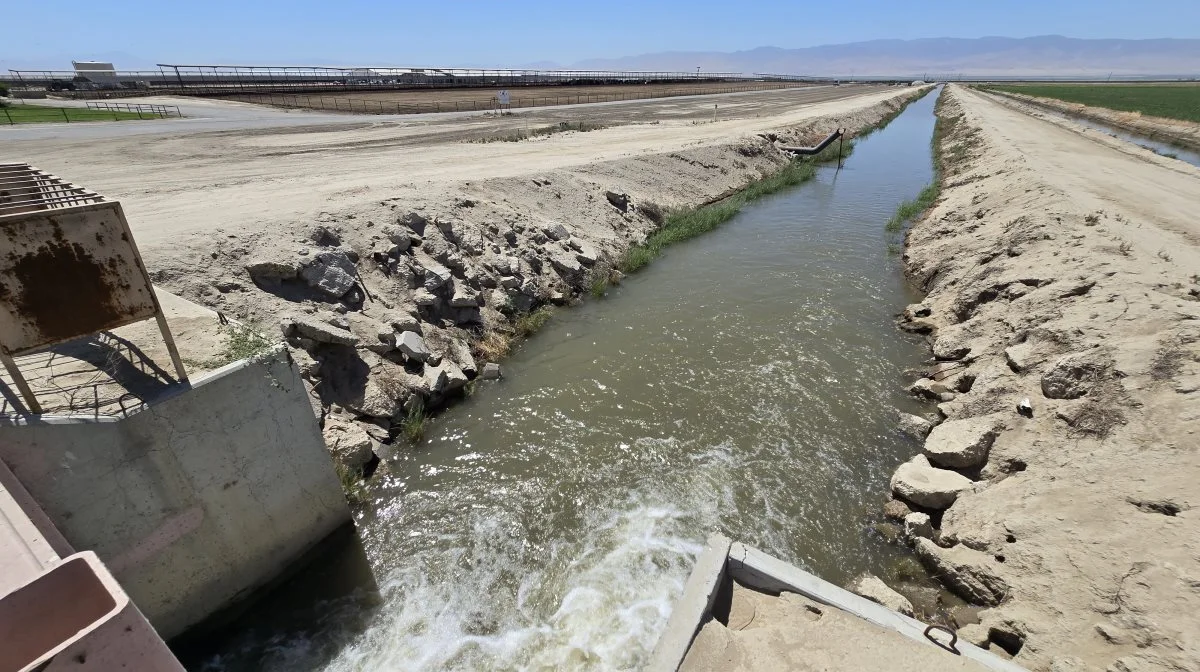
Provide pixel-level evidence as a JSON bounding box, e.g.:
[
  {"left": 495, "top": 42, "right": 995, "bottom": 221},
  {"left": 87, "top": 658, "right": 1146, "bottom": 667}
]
[
  {"left": 153, "top": 88, "right": 927, "bottom": 478},
  {"left": 991, "top": 89, "right": 1200, "bottom": 152},
  {"left": 878, "top": 85, "right": 1200, "bottom": 670}
]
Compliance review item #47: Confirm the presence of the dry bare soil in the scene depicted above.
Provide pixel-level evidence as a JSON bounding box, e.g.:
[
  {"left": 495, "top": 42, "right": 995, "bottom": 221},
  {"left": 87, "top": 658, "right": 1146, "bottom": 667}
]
[{"left": 895, "top": 84, "right": 1200, "bottom": 671}]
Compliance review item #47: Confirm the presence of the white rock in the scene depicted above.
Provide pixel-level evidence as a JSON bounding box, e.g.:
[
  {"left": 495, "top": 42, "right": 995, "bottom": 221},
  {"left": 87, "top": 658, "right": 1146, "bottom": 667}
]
[
  {"left": 903, "top": 512, "right": 934, "bottom": 540},
  {"left": 289, "top": 316, "right": 359, "bottom": 346},
  {"left": 850, "top": 574, "right": 914, "bottom": 616},
  {"left": 897, "top": 412, "right": 934, "bottom": 439},
  {"left": 923, "top": 417, "right": 998, "bottom": 469},
  {"left": 890, "top": 454, "right": 973, "bottom": 510}
]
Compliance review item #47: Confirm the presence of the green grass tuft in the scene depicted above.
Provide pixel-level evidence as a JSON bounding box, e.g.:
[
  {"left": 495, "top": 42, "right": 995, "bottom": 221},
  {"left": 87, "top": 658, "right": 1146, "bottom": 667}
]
[
  {"left": 514, "top": 306, "right": 554, "bottom": 338},
  {"left": 334, "top": 462, "right": 369, "bottom": 505},
  {"left": 399, "top": 400, "right": 427, "bottom": 444}
]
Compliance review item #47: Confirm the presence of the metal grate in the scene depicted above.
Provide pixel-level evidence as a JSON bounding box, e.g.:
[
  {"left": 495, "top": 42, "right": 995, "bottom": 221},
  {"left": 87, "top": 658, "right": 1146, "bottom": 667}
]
[{"left": 0, "top": 163, "right": 106, "bottom": 216}]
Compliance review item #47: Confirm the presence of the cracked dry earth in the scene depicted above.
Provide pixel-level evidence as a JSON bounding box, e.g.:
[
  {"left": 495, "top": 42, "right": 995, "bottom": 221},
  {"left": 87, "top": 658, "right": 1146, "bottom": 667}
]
[{"left": 889, "top": 84, "right": 1200, "bottom": 671}]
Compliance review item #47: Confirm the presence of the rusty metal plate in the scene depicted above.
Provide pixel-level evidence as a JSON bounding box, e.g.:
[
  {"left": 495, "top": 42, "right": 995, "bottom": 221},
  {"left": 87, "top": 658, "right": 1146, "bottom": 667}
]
[{"left": 0, "top": 202, "right": 157, "bottom": 355}]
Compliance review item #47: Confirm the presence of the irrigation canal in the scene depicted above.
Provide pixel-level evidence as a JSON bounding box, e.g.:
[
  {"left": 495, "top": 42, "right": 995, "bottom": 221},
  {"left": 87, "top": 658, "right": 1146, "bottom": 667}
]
[{"left": 181, "top": 88, "right": 944, "bottom": 671}]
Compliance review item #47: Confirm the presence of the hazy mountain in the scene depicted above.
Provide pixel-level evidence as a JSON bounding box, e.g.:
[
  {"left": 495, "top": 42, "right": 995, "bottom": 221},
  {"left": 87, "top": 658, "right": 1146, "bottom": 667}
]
[{"left": 570, "top": 36, "right": 1200, "bottom": 77}]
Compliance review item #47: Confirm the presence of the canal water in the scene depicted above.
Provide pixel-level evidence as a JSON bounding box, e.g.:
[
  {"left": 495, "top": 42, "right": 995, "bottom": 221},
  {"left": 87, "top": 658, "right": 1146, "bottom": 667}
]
[{"left": 184, "top": 88, "right": 942, "bottom": 671}]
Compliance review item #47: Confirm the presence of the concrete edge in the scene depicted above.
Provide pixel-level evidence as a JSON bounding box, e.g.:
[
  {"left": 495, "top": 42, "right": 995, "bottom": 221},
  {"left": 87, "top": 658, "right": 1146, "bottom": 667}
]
[
  {"left": 729, "top": 543, "right": 1029, "bottom": 672},
  {"left": 645, "top": 533, "right": 732, "bottom": 672},
  {"left": 0, "top": 344, "right": 290, "bottom": 427}
]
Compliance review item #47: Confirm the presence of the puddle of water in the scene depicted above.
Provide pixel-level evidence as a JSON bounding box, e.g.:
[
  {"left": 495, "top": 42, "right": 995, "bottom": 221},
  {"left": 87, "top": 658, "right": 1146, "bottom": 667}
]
[{"left": 180, "top": 89, "right": 943, "bottom": 671}]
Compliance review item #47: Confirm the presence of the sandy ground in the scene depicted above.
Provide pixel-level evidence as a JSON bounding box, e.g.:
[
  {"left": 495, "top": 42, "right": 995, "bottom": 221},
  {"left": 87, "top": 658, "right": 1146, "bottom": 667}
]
[
  {"left": 223, "top": 81, "right": 812, "bottom": 114},
  {"left": 893, "top": 84, "right": 1200, "bottom": 671}
]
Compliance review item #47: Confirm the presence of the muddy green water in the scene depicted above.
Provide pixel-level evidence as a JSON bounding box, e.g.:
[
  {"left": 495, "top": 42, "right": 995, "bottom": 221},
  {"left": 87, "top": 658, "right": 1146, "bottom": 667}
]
[{"left": 183, "top": 89, "right": 941, "bottom": 671}]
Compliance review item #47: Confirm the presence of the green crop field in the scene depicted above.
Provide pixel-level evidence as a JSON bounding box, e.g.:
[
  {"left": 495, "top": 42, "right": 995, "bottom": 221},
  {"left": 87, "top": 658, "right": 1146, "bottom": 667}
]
[
  {"left": 986, "top": 84, "right": 1200, "bottom": 123},
  {"left": 1, "top": 106, "right": 150, "bottom": 124}
]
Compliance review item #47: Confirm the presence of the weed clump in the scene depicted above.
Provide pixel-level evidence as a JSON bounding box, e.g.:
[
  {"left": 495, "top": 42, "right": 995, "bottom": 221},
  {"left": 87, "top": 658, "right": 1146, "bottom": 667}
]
[{"left": 399, "top": 400, "right": 427, "bottom": 444}]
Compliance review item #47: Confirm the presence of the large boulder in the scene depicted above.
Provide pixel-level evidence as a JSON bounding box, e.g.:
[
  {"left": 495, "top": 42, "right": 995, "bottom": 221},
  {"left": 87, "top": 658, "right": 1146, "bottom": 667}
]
[
  {"left": 850, "top": 574, "right": 914, "bottom": 616},
  {"left": 1041, "top": 351, "right": 1111, "bottom": 399},
  {"left": 299, "top": 250, "right": 358, "bottom": 298},
  {"left": 913, "top": 538, "right": 1009, "bottom": 606},
  {"left": 923, "top": 416, "right": 998, "bottom": 469},
  {"left": 289, "top": 316, "right": 359, "bottom": 346},
  {"left": 396, "top": 331, "right": 432, "bottom": 363},
  {"left": 890, "top": 454, "right": 973, "bottom": 510}
]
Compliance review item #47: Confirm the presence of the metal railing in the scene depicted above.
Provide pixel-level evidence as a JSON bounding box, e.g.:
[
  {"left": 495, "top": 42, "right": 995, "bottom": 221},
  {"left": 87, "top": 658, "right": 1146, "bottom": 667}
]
[{"left": 85, "top": 101, "right": 181, "bottom": 117}]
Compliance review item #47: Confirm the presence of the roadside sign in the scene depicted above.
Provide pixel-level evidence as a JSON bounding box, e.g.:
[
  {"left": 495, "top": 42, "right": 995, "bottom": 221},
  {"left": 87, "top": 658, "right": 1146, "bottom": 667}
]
[{"left": 497, "top": 90, "right": 511, "bottom": 105}]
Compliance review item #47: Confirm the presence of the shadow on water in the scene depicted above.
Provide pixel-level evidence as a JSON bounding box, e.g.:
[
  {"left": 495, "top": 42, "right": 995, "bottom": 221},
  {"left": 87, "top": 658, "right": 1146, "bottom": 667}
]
[{"left": 180, "top": 88, "right": 947, "bottom": 671}]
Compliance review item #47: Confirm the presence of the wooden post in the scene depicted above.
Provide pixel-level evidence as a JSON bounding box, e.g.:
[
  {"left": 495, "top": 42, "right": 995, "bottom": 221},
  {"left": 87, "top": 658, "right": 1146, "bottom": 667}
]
[
  {"left": 0, "top": 352, "right": 42, "bottom": 414},
  {"left": 155, "top": 311, "right": 188, "bottom": 384}
]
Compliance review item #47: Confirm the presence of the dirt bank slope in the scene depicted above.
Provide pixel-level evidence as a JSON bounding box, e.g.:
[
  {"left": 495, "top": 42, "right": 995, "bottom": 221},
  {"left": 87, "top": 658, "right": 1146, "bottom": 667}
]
[
  {"left": 989, "top": 89, "right": 1200, "bottom": 153},
  {"left": 896, "top": 84, "right": 1200, "bottom": 670}
]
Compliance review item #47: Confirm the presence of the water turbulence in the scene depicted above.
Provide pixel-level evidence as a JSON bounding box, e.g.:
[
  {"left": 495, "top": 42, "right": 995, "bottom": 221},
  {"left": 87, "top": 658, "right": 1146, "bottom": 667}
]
[{"left": 188, "top": 90, "right": 943, "bottom": 671}]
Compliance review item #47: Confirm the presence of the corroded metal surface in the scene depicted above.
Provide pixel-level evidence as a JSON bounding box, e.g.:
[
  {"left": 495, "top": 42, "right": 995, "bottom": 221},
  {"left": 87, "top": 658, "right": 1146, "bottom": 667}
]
[{"left": 0, "top": 204, "right": 156, "bottom": 355}]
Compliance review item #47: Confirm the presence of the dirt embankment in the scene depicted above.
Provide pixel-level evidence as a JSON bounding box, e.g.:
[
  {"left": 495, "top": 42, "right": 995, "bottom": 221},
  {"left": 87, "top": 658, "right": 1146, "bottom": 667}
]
[
  {"left": 152, "top": 88, "right": 927, "bottom": 474},
  {"left": 989, "top": 88, "right": 1200, "bottom": 152},
  {"left": 887, "top": 84, "right": 1200, "bottom": 670}
]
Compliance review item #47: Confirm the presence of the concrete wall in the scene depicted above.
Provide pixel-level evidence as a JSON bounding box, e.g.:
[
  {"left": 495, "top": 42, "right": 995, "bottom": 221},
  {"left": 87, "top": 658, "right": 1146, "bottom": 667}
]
[{"left": 0, "top": 348, "right": 350, "bottom": 639}]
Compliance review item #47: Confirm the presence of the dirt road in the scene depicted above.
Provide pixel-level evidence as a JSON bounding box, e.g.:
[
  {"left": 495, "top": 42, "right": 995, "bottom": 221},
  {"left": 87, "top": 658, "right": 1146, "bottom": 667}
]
[
  {"left": 0, "top": 84, "right": 894, "bottom": 249},
  {"left": 896, "top": 85, "right": 1200, "bottom": 670}
]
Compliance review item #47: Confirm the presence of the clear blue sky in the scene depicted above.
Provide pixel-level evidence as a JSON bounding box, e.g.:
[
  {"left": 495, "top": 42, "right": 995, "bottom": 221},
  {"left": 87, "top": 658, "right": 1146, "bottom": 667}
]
[{"left": 5, "top": 0, "right": 1198, "bottom": 69}]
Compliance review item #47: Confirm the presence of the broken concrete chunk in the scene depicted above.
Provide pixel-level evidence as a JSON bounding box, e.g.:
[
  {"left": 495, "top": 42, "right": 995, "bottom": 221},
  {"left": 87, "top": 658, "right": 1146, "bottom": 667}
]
[
  {"left": 289, "top": 316, "right": 360, "bottom": 346},
  {"left": 245, "top": 257, "right": 300, "bottom": 280},
  {"left": 910, "top": 378, "right": 957, "bottom": 402},
  {"left": 542, "top": 221, "right": 570, "bottom": 241},
  {"left": 387, "top": 312, "right": 421, "bottom": 333},
  {"left": 913, "top": 538, "right": 1009, "bottom": 606},
  {"left": 396, "top": 331, "right": 432, "bottom": 363},
  {"left": 299, "top": 250, "right": 358, "bottom": 298},
  {"left": 412, "top": 288, "right": 437, "bottom": 306},
  {"left": 933, "top": 334, "right": 972, "bottom": 361},
  {"left": 550, "top": 252, "right": 583, "bottom": 277},
  {"left": 449, "top": 281, "right": 481, "bottom": 308},
  {"left": 424, "top": 362, "right": 449, "bottom": 393},
  {"left": 850, "top": 574, "right": 914, "bottom": 616},
  {"left": 890, "top": 454, "right": 973, "bottom": 510},
  {"left": 923, "top": 416, "right": 998, "bottom": 469},
  {"left": 422, "top": 260, "right": 453, "bottom": 291},
  {"left": 575, "top": 244, "right": 599, "bottom": 266},
  {"left": 481, "top": 362, "right": 502, "bottom": 380},
  {"left": 1004, "top": 341, "right": 1039, "bottom": 373},
  {"left": 322, "top": 420, "right": 375, "bottom": 471}
]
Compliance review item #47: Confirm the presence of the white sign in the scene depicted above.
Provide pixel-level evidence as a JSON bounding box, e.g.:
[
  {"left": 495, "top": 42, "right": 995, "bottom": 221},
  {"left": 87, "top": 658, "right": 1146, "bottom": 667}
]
[{"left": 497, "top": 90, "right": 511, "bottom": 105}]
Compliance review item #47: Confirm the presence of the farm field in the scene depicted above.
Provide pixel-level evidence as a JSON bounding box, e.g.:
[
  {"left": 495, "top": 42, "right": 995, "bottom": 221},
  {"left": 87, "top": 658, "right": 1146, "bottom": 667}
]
[
  {"left": 1, "top": 105, "right": 149, "bottom": 124},
  {"left": 985, "top": 83, "right": 1200, "bottom": 122}
]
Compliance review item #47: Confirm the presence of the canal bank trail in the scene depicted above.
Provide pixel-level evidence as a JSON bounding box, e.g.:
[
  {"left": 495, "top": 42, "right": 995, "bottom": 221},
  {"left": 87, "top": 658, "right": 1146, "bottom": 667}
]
[
  {"left": 896, "top": 84, "right": 1200, "bottom": 671},
  {"left": 179, "top": 90, "right": 947, "bottom": 670}
]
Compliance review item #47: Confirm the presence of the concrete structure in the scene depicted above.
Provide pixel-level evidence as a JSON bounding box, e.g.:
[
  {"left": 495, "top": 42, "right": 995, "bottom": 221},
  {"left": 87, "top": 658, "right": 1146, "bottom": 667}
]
[
  {"left": 0, "top": 347, "right": 351, "bottom": 639},
  {"left": 1, "top": 459, "right": 182, "bottom": 671}
]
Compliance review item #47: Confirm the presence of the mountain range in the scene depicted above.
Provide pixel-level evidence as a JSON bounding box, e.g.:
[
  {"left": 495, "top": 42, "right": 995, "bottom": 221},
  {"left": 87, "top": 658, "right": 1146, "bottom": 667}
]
[{"left": 567, "top": 36, "right": 1200, "bottom": 77}]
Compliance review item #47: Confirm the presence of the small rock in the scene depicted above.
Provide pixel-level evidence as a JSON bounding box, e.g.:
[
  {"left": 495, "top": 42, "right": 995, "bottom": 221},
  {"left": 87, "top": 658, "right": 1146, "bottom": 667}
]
[
  {"left": 882, "top": 498, "right": 913, "bottom": 521},
  {"left": 442, "top": 361, "right": 468, "bottom": 391},
  {"left": 913, "top": 538, "right": 1009, "bottom": 606},
  {"left": 387, "top": 312, "right": 421, "bottom": 333},
  {"left": 481, "top": 362, "right": 502, "bottom": 380},
  {"left": 449, "top": 339, "right": 477, "bottom": 377},
  {"left": 1041, "top": 351, "right": 1111, "bottom": 399},
  {"left": 923, "top": 416, "right": 998, "bottom": 469},
  {"left": 1004, "top": 342, "right": 1039, "bottom": 373},
  {"left": 424, "top": 362, "right": 449, "bottom": 393},
  {"left": 903, "top": 512, "right": 934, "bottom": 540},
  {"left": 575, "top": 244, "right": 599, "bottom": 266},
  {"left": 604, "top": 190, "right": 630, "bottom": 212},
  {"left": 910, "top": 378, "right": 957, "bottom": 402},
  {"left": 897, "top": 412, "right": 934, "bottom": 439},
  {"left": 542, "top": 222, "right": 570, "bottom": 241},
  {"left": 399, "top": 211, "right": 428, "bottom": 236},
  {"left": 422, "top": 261, "right": 453, "bottom": 291},
  {"left": 956, "top": 623, "right": 991, "bottom": 647},
  {"left": 289, "top": 316, "right": 359, "bottom": 346},
  {"left": 903, "top": 303, "right": 932, "bottom": 320},
  {"left": 933, "top": 335, "right": 972, "bottom": 361},
  {"left": 449, "top": 281, "right": 481, "bottom": 308},
  {"left": 327, "top": 315, "right": 350, "bottom": 330},
  {"left": 292, "top": 348, "right": 321, "bottom": 378},
  {"left": 413, "top": 288, "right": 438, "bottom": 306},
  {"left": 850, "top": 574, "right": 914, "bottom": 616},
  {"left": 322, "top": 420, "right": 375, "bottom": 471},
  {"left": 245, "top": 257, "right": 299, "bottom": 280},
  {"left": 397, "top": 331, "right": 432, "bottom": 363},
  {"left": 890, "top": 454, "right": 973, "bottom": 510},
  {"left": 550, "top": 253, "right": 583, "bottom": 277}
]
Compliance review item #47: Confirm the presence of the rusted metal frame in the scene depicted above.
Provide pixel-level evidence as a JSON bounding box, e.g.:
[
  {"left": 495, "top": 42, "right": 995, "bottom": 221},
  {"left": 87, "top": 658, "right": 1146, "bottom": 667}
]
[{"left": 0, "top": 351, "right": 42, "bottom": 414}]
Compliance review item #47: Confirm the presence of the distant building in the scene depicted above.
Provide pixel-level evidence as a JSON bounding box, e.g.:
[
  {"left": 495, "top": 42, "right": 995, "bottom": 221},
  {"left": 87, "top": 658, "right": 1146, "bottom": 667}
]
[{"left": 72, "top": 60, "right": 119, "bottom": 88}]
